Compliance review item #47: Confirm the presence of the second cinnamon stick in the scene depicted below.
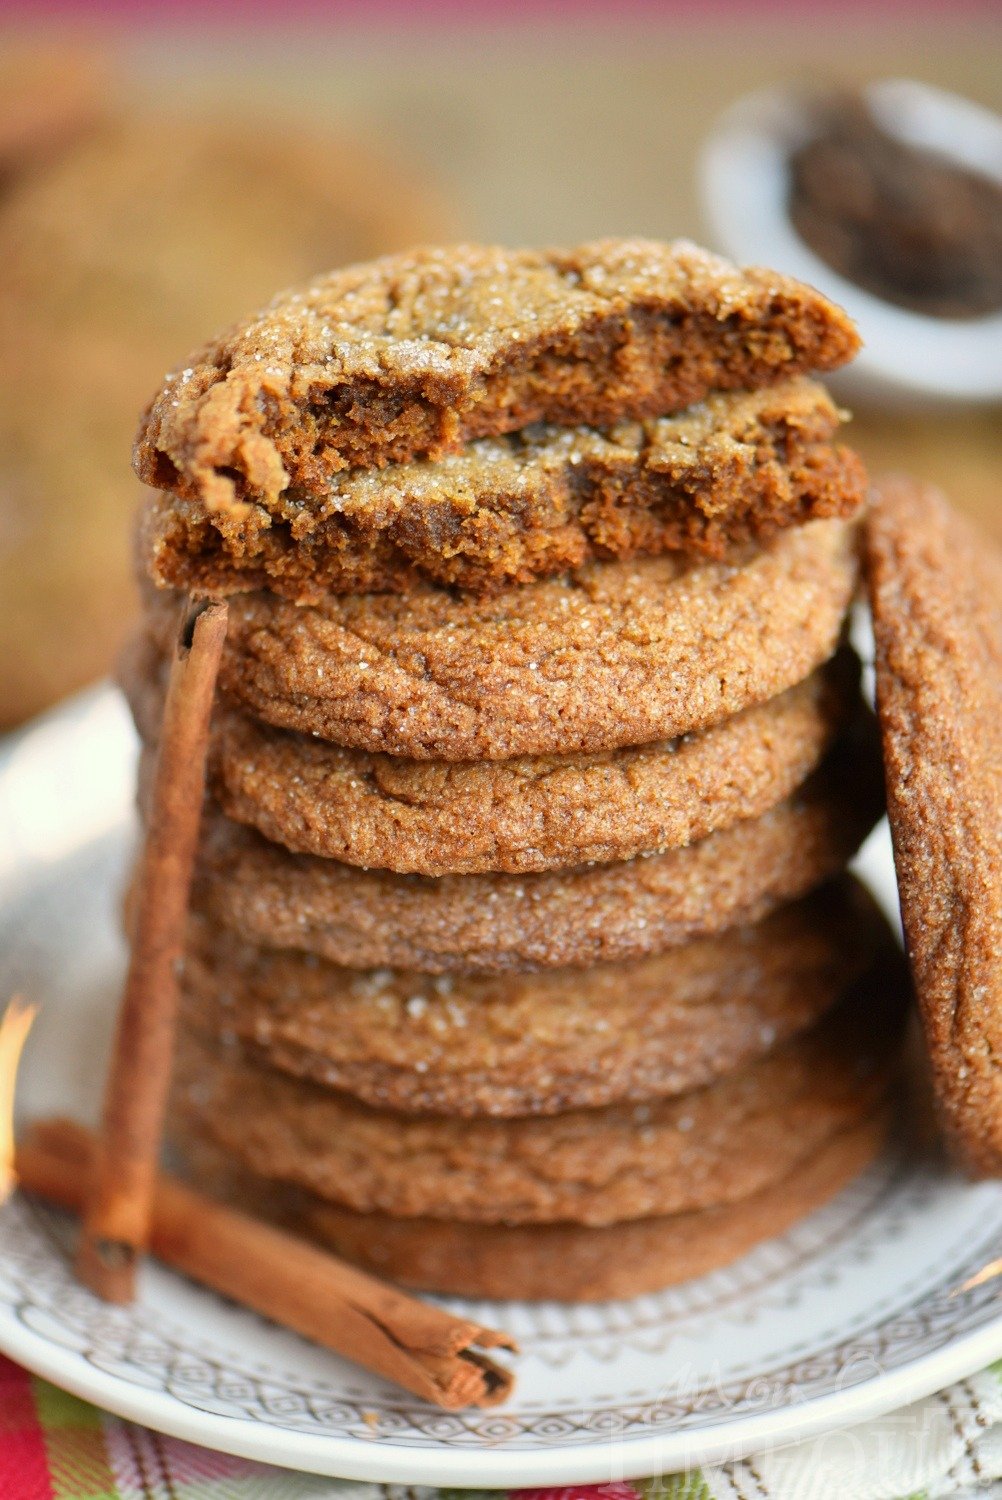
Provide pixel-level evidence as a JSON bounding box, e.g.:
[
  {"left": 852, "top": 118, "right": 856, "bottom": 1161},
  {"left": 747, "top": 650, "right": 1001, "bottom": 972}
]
[{"left": 23, "top": 1118, "right": 516, "bottom": 1409}]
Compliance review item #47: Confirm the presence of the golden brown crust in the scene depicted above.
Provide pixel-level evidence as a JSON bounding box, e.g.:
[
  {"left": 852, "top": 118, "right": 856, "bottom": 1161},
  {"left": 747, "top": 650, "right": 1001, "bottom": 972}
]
[
  {"left": 865, "top": 477, "right": 1002, "bottom": 1176},
  {"left": 133, "top": 239, "right": 860, "bottom": 519},
  {"left": 139, "top": 378, "right": 866, "bottom": 599},
  {"left": 142, "top": 518, "right": 860, "bottom": 760},
  {"left": 126, "top": 632, "right": 860, "bottom": 875},
  {"left": 170, "top": 944, "right": 906, "bottom": 1227},
  {"left": 179, "top": 877, "right": 891, "bottom": 1116},
  {"left": 193, "top": 718, "right": 885, "bottom": 974},
  {"left": 173, "top": 1108, "right": 891, "bottom": 1301}
]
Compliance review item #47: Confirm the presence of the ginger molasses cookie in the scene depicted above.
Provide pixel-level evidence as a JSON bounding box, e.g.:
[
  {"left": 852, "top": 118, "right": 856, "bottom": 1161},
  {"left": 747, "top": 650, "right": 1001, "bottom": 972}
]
[
  {"left": 140, "top": 377, "right": 866, "bottom": 600},
  {"left": 865, "top": 476, "right": 1002, "bottom": 1175},
  {"left": 194, "top": 718, "right": 885, "bottom": 973},
  {"left": 179, "top": 877, "right": 894, "bottom": 1117},
  {"left": 174, "top": 1108, "right": 890, "bottom": 1301},
  {"left": 143, "top": 517, "right": 860, "bottom": 759},
  {"left": 0, "top": 113, "right": 449, "bottom": 726},
  {"left": 134, "top": 238, "right": 859, "bottom": 519},
  {"left": 170, "top": 945, "right": 906, "bottom": 1228},
  {"left": 126, "top": 635, "right": 860, "bottom": 874}
]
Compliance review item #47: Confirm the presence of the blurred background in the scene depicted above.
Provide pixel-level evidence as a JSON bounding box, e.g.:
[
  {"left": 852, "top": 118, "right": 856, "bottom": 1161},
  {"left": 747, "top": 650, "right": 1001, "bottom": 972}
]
[{"left": 1, "top": 0, "right": 1000, "bottom": 729}]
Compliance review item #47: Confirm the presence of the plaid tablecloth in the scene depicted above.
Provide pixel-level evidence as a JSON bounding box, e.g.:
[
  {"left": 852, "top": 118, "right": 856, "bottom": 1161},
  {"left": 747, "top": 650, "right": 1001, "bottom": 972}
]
[{"left": 4, "top": 1353, "right": 1002, "bottom": 1500}]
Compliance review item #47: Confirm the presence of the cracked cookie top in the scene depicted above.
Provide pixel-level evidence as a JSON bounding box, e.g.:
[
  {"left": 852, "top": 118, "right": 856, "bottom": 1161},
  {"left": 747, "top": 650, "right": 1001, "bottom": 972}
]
[{"left": 134, "top": 238, "right": 860, "bottom": 520}]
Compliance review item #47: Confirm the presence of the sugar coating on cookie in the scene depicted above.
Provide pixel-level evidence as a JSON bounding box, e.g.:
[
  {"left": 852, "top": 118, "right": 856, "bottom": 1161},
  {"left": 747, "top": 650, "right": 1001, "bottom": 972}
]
[
  {"left": 142, "top": 516, "right": 860, "bottom": 760},
  {"left": 178, "top": 877, "right": 893, "bottom": 1117},
  {"left": 192, "top": 719, "right": 886, "bottom": 973},
  {"left": 125, "top": 632, "right": 861, "bottom": 875},
  {"left": 134, "top": 238, "right": 860, "bottom": 518}
]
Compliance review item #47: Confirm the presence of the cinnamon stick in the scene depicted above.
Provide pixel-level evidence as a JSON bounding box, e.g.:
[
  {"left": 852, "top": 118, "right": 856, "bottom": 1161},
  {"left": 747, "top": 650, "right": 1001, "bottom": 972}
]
[
  {"left": 22, "top": 1118, "right": 516, "bottom": 1409},
  {"left": 78, "top": 597, "right": 228, "bottom": 1303}
]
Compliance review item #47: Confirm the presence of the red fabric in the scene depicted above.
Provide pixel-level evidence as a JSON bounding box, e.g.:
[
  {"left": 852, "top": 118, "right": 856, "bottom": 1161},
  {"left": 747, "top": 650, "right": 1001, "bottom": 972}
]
[{"left": 0, "top": 1356, "right": 54, "bottom": 1500}]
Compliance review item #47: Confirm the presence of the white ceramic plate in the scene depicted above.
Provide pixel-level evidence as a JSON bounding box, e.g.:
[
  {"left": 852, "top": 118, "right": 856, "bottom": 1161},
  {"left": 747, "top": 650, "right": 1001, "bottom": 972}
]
[{"left": 1, "top": 687, "right": 1002, "bottom": 1488}]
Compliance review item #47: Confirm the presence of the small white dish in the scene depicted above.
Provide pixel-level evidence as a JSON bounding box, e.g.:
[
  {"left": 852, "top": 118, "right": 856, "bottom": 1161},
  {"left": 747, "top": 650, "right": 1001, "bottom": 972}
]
[
  {"left": 700, "top": 79, "right": 1002, "bottom": 405},
  {"left": 1, "top": 689, "right": 1002, "bottom": 1486}
]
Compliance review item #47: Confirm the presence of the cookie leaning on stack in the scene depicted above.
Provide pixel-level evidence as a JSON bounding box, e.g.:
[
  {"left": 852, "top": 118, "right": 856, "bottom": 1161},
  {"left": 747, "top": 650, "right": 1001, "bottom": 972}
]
[{"left": 126, "top": 239, "right": 908, "bottom": 1301}]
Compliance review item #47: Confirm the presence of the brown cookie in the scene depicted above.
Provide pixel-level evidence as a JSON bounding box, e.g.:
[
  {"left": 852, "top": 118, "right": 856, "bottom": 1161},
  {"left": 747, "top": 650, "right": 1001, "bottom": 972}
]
[
  {"left": 134, "top": 238, "right": 859, "bottom": 519},
  {"left": 179, "top": 876, "right": 894, "bottom": 1117},
  {"left": 140, "top": 378, "right": 866, "bottom": 600},
  {"left": 173, "top": 1108, "right": 890, "bottom": 1301},
  {"left": 0, "top": 113, "right": 450, "bottom": 727},
  {"left": 865, "top": 476, "right": 1002, "bottom": 1175},
  {"left": 170, "top": 945, "right": 906, "bottom": 1227},
  {"left": 126, "top": 631, "right": 860, "bottom": 874},
  {"left": 142, "top": 517, "right": 860, "bottom": 760},
  {"left": 194, "top": 718, "right": 885, "bottom": 973}
]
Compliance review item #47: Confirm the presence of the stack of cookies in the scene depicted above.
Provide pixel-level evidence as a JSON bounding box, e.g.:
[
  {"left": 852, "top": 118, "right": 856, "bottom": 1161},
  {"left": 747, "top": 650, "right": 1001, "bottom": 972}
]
[{"left": 125, "top": 240, "right": 910, "bottom": 1301}]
